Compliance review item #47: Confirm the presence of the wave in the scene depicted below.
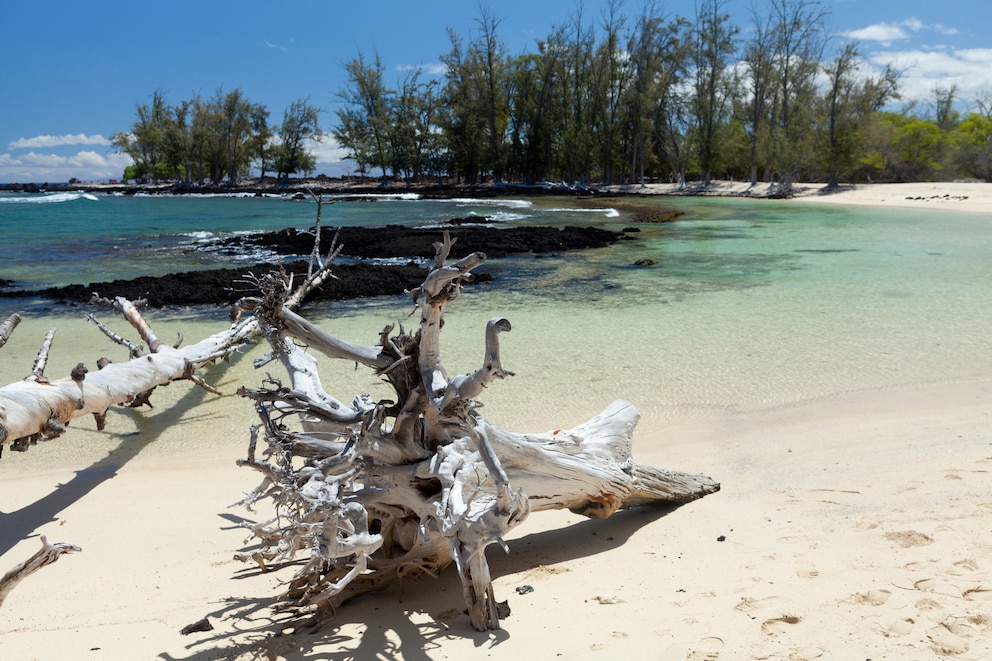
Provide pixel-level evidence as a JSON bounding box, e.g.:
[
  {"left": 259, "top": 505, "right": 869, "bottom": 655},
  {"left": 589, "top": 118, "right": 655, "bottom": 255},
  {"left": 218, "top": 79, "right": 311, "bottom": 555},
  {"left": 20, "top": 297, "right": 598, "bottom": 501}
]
[
  {"left": 316, "top": 192, "right": 421, "bottom": 202},
  {"left": 448, "top": 198, "right": 534, "bottom": 210},
  {"left": 546, "top": 206, "right": 620, "bottom": 218},
  {"left": 0, "top": 192, "right": 98, "bottom": 204}
]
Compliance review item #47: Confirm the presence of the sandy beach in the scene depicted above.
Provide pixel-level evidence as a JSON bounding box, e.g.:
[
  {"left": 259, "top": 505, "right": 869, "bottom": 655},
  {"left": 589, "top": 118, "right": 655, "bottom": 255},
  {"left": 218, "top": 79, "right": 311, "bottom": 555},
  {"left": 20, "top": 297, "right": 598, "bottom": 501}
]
[
  {"left": 1, "top": 182, "right": 991, "bottom": 660},
  {"left": 607, "top": 180, "right": 992, "bottom": 214}
]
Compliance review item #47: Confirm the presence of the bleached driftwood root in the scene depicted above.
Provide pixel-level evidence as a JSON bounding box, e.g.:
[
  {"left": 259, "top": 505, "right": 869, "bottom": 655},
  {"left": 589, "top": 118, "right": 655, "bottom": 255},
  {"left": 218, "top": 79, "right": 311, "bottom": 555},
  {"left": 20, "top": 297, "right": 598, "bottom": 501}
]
[
  {"left": 235, "top": 232, "right": 720, "bottom": 631},
  {"left": 0, "top": 537, "right": 81, "bottom": 609}
]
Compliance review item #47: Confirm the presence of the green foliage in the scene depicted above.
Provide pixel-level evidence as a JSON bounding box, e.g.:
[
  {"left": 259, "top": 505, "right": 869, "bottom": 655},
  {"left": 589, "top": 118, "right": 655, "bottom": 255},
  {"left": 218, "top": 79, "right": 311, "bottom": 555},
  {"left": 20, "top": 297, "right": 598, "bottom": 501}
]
[
  {"left": 274, "top": 97, "right": 322, "bottom": 180},
  {"left": 114, "top": 2, "right": 992, "bottom": 187},
  {"left": 951, "top": 113, "right": 992, "bottom": 181},
  {"left": 113, "top": 89, "right": 313, "bottom": 185}
]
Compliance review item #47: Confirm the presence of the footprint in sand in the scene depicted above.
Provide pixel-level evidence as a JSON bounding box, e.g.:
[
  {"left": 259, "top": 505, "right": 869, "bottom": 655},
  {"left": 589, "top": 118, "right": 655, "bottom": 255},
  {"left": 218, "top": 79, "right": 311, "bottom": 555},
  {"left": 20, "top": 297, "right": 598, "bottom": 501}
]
[
  {"left": 915, "top": 597, "right": 947, "bottom": 622},
  {"left": 884, "top": 530, "right": 934, "bottom": 547},
  {"left": 927, "top": 622, "right": 970, "bottom": 655},
  {"left": 761, "top": 615, "right": 802, "bottom": 636},
  {"left": 685, "top": 636, "right": 724, "bottom": 661},
  {"left": 855, "top": 588, "right": 892, "bottom": 606},
  {"left": 948, "top": 558, "right": 979, "bottom": 576},
  {"left": 875, "top": 616, "right": 915, "bottom": 637},
  {"left": 734, "top": 595, "right": 787, "bottom": 614}
]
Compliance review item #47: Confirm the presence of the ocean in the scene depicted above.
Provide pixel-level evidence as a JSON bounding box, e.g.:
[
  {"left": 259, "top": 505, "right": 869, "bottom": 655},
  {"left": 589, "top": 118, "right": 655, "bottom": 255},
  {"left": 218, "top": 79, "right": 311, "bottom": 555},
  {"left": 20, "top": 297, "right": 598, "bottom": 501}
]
[{"left": 1, "top": 190, "right": 990, "bottom": 469}]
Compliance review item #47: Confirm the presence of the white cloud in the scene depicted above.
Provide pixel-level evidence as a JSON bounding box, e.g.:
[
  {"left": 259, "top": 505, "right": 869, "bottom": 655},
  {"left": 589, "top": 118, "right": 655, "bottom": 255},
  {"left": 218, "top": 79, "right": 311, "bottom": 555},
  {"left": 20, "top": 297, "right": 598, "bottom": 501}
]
[
  {"left": 870, "top": 47, "right": 992, "bottom": 106},
  {"left": 262, "top": 39, "right": 288, "bottom": 52},
  {"left": 7, "top": 134, "right": 111, "bottom": 150},
  {"left": 841, "top": 18, "right": 963, "bottom": 47},
  {"left": 843, "top": 23, "right": 909, "bottom": 44},
  {"left": 900, "top": 18, "right": 924, "bottom": 33},
  {"left": 395, "top": 63, "right": 448, "bottom": 77},
  {"left": 311, "top": 139, "right": 349, "bottom": 164},
  {"left": 0, "top": 149, "right": 132, "bottom": 183}
]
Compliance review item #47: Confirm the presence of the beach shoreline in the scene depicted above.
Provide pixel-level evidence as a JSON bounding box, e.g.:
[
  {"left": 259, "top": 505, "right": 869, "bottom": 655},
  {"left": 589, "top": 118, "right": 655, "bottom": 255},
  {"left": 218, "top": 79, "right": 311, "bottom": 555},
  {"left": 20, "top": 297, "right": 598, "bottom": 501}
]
[
  {"left": 6, "top": 177, "right": 992, "bottom": 213},
  {"left": 1, "top": 183, "right": 990, "bottom": 659}
]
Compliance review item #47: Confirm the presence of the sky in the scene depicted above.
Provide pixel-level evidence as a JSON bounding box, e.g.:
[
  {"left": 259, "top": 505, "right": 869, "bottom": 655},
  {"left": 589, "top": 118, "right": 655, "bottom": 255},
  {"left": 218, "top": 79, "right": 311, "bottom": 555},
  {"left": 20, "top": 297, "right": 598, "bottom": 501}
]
[{"left": 2, "top": 0, "right": 990, "bottom": 184}]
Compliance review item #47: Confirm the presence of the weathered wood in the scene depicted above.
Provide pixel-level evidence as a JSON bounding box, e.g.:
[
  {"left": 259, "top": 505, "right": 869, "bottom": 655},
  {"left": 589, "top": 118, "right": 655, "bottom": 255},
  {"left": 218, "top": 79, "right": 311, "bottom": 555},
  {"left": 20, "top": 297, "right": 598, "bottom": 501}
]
[
  {"left": 0, "top": 313, "right": 21, "bottom": 348},
  {"left": 0, "top": 537, "right": 81, "bottom": 609},
  {"left": 0, "top": 301, "right": 257, "bottom": 451},
  {"left": 235, "top": 231, "right": 720, "bottom": 632}
]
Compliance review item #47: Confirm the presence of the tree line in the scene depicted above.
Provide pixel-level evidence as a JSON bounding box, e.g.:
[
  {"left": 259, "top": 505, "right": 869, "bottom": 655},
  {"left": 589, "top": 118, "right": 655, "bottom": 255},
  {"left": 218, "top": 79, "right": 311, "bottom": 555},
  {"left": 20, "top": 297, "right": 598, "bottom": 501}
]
[
  {"left": 114, "top": 0, "right": 992, "bottom": 188},
  {"left": 333, "top": 0, "right": 992, "bottom": 188},
  {"left": 111, "top": 89, "right": 321, "bottom": 185}
]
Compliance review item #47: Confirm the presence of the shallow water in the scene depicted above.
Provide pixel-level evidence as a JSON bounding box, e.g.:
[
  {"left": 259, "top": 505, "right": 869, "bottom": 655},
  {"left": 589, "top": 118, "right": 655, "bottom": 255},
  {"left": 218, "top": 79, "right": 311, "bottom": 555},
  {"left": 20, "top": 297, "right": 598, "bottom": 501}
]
[{"left": 1, "top": 193, "right": 989, "bottom": 470}]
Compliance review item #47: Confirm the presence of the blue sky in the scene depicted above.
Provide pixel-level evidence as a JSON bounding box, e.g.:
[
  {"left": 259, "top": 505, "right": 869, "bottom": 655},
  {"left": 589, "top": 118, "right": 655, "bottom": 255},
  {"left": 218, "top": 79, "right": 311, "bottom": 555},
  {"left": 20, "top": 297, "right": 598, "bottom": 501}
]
[{"left": 2, "top": 0, "right": 989, "bottom": 183}]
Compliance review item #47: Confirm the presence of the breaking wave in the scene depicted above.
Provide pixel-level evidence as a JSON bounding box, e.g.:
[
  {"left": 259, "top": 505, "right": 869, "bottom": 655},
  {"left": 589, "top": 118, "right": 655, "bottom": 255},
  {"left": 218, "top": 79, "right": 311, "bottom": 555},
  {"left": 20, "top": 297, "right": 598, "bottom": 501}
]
[{"left": 0, "top": 192, "right": 98, "bottom": 204}]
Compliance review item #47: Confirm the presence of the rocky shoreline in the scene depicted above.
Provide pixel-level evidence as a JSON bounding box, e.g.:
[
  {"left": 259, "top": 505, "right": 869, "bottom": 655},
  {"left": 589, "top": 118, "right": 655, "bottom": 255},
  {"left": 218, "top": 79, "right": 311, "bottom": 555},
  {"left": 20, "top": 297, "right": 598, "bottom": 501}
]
[{"left": 2, "top": 223, "right": 632, "bottom": 308}]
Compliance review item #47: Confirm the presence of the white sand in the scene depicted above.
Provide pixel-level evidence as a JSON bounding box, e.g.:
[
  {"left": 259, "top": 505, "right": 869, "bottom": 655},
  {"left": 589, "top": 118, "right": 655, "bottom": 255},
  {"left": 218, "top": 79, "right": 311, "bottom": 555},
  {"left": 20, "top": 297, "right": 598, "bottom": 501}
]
[
  {"left": 2, "top": 182, "right": 991, "bottom": 659},
  {"left": 3, "top": 378, "right": 989, "bottom": 659},
  {"left": 606, "top": 180, "right": 992, "bottom": 214}
]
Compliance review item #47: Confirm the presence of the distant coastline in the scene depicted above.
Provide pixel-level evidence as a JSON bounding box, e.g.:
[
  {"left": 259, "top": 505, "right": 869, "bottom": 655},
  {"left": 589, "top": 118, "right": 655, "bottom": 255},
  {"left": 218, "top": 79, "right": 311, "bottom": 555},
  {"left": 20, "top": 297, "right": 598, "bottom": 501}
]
[{"left": 3, "top": 177, "right": 990, "bottom": 213}]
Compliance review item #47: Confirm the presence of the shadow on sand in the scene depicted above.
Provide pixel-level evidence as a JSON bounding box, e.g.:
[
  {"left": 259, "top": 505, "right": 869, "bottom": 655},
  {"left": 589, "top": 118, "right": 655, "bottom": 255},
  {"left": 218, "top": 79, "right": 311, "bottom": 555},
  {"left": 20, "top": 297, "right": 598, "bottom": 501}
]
[{"left": 161, "top": 503, "right": 685, "bottom": 661}]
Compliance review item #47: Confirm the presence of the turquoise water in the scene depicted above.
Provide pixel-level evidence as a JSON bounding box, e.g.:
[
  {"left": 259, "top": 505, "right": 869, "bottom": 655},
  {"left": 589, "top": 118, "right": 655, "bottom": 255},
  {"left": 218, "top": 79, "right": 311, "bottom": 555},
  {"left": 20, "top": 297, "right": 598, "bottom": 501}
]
[
  {"left": 0, "top": 191, "right": 618, "bottom": 289},
  {"left": 0, "top": 191, "right": 989, "bottom": 455}
]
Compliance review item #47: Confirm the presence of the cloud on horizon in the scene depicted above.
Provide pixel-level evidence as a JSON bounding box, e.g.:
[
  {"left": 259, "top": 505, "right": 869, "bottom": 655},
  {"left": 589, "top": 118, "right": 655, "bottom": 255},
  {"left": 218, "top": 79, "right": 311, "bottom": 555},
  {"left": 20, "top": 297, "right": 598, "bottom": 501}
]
[
  {"left": 7, "top": 134, "right": 111, "bottom": 151},
  {"left": 0, "top": 149, "right": 131, "bottom": 183}
]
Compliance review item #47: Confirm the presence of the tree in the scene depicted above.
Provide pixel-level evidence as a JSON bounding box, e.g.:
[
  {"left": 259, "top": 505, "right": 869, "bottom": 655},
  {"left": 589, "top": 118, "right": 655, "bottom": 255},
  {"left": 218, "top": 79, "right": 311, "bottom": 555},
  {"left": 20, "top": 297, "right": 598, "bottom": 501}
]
[
  {"left": 110, "top": 89, "right": 170, "bottom": 182},
  {"left": 625, "top": 5, "right": 687, "bottom": 187},
  {"left": 742, "top": 6, "right": 776, "bottom": 185},
  {"left": 389, "top": 68, "right": 441, "bottom": 184},
  {"left": 817, "top": 42, "right": 899, "bottom": 188},
  {"left": 274, "top": 97, "right": 322, "bottom": 181},
  {"left": 952, "top": 113, "right": 992, "bottom": 181},
  {"left": 334, "top": 52, "right": 393, "bottom": 181},
  {"left": 558, "top": 6, "right": 598, "bottom": 184},
  {"left": 765, "top": 0, "right": 829, "bottom": 192},
  {"left": 506, "top": 38, "right": 565, "bottom": 184},
  {"left": 471, "top": 5, "right": 510, "bottom": 182},
  {"left": 690, "top": 0, "right": 738, "bottom": 186},
  {"left": 439, "top": 28, "right": 487, "bottom": 183},
  {"left": 248, "top": 103, "right": 273, "bottom": 180},
  {"left": 590, "top": 0, "right": 630, "bottom": 185}
]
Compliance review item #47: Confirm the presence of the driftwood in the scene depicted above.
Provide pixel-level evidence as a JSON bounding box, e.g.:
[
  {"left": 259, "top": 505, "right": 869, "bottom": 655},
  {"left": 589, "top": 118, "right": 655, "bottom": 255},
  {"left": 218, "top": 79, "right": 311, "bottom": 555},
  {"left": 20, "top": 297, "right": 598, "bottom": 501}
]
[
  {"left": 0, "top": 537, "right": 81, "bottom": 608},
  {"left": 0, "top": 197, "right": 342, "bottom": 606},
  {"left": 235, "top": 231, "right": 720, "bottom": 631},
  {"left": 0, "top": 194, "right": 342, "bottom": 456},
  {"left": 0, "top": 200, "right": 718, "bottom": 629},
  {"left": 0, "top": 300, "right": 257, "bottom": 455}
]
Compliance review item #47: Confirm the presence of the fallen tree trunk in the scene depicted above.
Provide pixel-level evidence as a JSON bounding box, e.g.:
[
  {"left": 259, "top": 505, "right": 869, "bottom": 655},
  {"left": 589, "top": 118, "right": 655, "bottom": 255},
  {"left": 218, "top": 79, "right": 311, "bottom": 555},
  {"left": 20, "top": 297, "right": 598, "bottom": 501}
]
[
  {"left": 0, "top": 299, "right": 257, "bottom": 454},
  {"left": 235, "top": 231, "right": 720, "bottom": 632},
  {"left": 0, "top": 195, "right": 342, "bottom": 456},
  {"left": 0, "top": 195, "right": 343, "bottom": 608}
]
